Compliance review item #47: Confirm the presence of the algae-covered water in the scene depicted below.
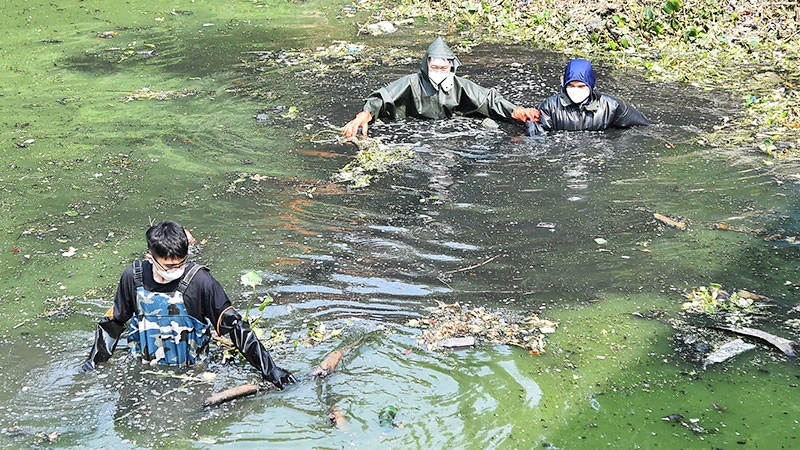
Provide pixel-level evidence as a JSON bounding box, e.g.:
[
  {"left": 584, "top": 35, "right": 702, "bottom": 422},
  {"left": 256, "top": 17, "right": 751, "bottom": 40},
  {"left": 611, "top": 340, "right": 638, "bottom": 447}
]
[{"left": 1, "top": 1, "right": 799, "bottom": 449}]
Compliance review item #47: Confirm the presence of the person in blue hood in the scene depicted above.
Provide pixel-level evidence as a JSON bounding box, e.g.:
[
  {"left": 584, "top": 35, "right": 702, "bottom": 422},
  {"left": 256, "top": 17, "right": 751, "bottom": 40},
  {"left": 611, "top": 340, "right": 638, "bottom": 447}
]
[
  {"left": 343, "top": 37, "right": 539, "bottom": 137},
  {"left": 528, "top": 58, "right": 650, "bottom": 135}
]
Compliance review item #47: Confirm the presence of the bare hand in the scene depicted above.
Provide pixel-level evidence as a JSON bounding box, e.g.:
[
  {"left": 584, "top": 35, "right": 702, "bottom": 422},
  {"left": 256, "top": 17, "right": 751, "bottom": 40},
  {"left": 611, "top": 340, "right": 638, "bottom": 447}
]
[{"left": 342, "top": 111, "right": 372, "bottom": 138}]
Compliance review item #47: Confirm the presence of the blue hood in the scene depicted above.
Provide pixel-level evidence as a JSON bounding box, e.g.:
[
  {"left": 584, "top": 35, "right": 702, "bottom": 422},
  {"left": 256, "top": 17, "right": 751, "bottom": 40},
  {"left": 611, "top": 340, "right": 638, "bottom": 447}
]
[{"left": 562, "top": 59, "right": 596, "bottom": 91}]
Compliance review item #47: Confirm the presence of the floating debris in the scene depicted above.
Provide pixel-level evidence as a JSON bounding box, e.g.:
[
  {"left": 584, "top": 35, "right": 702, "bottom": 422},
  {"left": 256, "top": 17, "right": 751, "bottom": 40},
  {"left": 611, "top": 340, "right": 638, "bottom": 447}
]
[
  {"left": 297, "top": 321, "right": 343, "bottom": 348},
  {"left": 1, "top": 425, "right": 25, "bottom": 437},
  {"left": 703, "top": 338, "right": 757, "bottom": 367},
  {"left": 14, "top": 138, "right": 35, "bottom": 148},
  {"left": 364, "top": 20, "right": 397, "bottom": 35},
  {"left": 308, "top": 349, "right": 344, "bottom": 378},
  {"left": 40, "top": 295, "right": 76, "bottom": 319},
  {"left": 203, "top": 383, "right": 262, "bottom": 408},
  {"left": 653, "top": 212, "right": 687, "bottom": 230},
  {"left": 328, "top": 404, "right": 347, "bottom": 430},
  {"left": 407, "top": 301, "right": 557, "bottom": 354},
  {"left": 712, "top": 222, "right": 763, "bottom": 236},
  {"left": 481, "top": 117, "right": 499, "bottom": 130},
  {"left": 333, "top": 137, "right": 416, "bottom": 188},
  {"left": 681, "top": 283, "right": 767, "bottom": 320},
  {"left": 438, "top": 336, "right": 475, "bottom": 349},
  {"left": 35, "top": 431, "right": 60, "bottom": 444},
  {"left": 229, "top": 42, "right": 417, "bottom": 99},
  {"left": 120, "top": 87, "right": 198, "bottom": 102},
  {"left": 714, "top": 325, "right": 799, "bottom": 357},
  {"left": 378, "top": 405, "right": 398, "bottom": 427}
]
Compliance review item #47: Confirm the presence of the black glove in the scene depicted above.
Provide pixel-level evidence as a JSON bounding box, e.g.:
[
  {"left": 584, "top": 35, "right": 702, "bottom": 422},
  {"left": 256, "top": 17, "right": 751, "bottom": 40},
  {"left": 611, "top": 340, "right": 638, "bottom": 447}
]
[
  {"left": 219, "top": 308, "right": 296, "bottom": 389},
  {"left": 83, "top": 317, "right": 125, "bottom": 371},
  {"left": 526, "top": 120, "right": 544, "bottom": 136}
]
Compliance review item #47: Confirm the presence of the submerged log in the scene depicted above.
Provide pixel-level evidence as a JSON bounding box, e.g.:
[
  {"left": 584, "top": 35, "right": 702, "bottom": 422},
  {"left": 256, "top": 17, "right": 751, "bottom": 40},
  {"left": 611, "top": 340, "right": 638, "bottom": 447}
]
[
  {"left": 203, "top": 383, "right": 261, "bottom": 408},
  {"left": 308, "top": 350, "right": 344, "bottom": 378},
  {"left": 713, "top": 325, "right": 799, "bottom": 357}
]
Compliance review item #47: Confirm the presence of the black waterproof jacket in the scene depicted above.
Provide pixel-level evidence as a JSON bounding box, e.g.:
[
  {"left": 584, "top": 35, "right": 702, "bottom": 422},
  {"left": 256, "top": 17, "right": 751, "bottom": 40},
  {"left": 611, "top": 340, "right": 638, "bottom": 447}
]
[
  {"left": 361, "top": 37, "right": 517, "bottom": 122},
  {"left": 529, "top": 91, "right": 650, "bottom": 135}
]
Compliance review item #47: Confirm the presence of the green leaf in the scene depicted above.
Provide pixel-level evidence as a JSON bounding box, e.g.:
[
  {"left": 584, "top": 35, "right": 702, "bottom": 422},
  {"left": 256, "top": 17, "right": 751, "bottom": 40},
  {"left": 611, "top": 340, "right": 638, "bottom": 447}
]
[
  {"left": 258, "top": 295, "right": 273, "bottom": 311},
  {"left": 64, "top": 210, "right": 79, "bottom": 217},
  {"left": 240, "top": 270, "right": 263, "bottom": 288},
  {"left": 663, "top": 0, "right": 681, "bottom": 14}
]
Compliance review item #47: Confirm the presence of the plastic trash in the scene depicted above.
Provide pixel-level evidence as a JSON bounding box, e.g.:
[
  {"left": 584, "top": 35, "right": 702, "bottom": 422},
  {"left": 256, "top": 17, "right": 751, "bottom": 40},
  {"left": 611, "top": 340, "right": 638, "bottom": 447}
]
[
  {"left": 703, "top": 338, "right": 756, "bottom": 367},
  {"left": 378, "top": 405, "right": 398, "bottom": 427}
]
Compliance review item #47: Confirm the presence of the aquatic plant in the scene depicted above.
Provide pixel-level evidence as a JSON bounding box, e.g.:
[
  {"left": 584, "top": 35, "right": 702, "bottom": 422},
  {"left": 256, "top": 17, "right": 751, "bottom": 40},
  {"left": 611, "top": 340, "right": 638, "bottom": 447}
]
[
  {"left": 334, "top": 138, "right": 416, "bottom": 188},
  {"left": 681, "top": 283, "right": 755, "bottom": 314},
  {"left": 240, "top": 270, "right": 273, "bottom": 329},
  {"left": 295, "top": 321, "right": 343, "bottom": 347}
]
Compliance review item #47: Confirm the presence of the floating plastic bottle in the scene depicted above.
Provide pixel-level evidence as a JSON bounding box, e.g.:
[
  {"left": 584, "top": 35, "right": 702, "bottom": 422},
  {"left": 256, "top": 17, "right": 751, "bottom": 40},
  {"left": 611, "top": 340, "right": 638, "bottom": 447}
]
[{"left": 378, "top": 405, "right": 398, "bottom": 427}]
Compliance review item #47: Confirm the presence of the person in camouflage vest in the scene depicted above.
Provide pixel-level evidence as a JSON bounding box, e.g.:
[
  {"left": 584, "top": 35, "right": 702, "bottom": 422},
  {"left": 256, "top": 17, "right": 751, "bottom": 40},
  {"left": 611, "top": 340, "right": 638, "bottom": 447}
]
[{"left": 83, "top": 220, "right": 295, "bottom": 389}]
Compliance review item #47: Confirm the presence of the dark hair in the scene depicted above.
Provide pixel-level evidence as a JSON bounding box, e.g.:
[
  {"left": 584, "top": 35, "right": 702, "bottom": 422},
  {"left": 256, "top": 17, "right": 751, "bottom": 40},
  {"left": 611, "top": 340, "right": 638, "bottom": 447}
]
[{"left": 146, "top": 220, "right": 189, "bottom": 259}]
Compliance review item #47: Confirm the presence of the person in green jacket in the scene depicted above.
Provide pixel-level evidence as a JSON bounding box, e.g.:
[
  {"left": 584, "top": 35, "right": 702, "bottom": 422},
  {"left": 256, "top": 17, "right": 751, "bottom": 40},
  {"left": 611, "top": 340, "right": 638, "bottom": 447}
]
[{"left": 342, "top": 37, "right": 539, "bottom": 137}]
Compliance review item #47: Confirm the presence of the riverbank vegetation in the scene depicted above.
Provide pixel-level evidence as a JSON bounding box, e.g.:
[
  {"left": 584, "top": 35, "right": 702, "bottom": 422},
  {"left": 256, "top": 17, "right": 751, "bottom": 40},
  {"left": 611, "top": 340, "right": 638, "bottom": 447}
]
[{"left": 363, "top": 0, "right": 799, "bottom": 172}]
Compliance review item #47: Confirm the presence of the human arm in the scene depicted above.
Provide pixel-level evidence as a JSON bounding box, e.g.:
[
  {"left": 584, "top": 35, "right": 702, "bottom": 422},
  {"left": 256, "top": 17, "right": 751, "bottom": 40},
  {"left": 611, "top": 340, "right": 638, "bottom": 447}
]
[
  {"left": 82, "top": 268, "right": 137, "bottom": 371},
  {"left": 450, "top": 78, "right": 520, "bottom": 121},
  {"left": 610, "top": 97, "right": 651, "bottom": 128},
  {"left": 511, "top": 106, "right": 541, "bottom": 123},
  {"left": 525, "top": 97, "right": 555, "bottom": 136},
  {"left": 217, "top": 307, "right": 296, "bottom": 389},
  {"left": 342, "top": 110, "right": 373, "bottom": 138},
  {"left": 342, "top": 76, "right": 418, "bottom": 137},
  {"left": 187, "top": 271, "right": 295, "bottom": 389},
  {"left": 82, "top": 312, "right": 126, "bottom": 371}
]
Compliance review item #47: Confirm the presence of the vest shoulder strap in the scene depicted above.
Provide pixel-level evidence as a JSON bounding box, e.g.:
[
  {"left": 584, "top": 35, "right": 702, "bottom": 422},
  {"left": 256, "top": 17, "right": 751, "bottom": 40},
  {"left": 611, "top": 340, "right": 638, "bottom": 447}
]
[
  {"left": 178, "top": 263, "right": 206, "bottom": 294},
  {"left": 132, "top": 260, "right": 144, "bottom": 287}
]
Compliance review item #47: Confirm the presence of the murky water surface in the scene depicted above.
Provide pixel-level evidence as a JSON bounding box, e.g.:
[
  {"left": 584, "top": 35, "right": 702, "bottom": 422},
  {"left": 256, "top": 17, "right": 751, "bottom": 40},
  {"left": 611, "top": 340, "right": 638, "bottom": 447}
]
[{"left": 1, "top": 1, "right": 799, "bottom": 449}]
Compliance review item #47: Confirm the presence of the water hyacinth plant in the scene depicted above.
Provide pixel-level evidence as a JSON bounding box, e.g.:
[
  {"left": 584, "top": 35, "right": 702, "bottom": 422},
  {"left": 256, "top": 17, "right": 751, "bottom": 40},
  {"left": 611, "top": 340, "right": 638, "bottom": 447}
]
[{"left": 240, "top": 270, "right": 273, "bottom": 328}]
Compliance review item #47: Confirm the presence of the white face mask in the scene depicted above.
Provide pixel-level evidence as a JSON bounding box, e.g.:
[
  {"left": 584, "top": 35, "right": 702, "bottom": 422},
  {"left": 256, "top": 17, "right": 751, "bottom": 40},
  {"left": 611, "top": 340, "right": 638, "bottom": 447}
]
[
  {"left": 566, "top": 86, "right": 591, "bottom": 104},
  {"left": 148, "top": 254, "right": 186, "bottom": 283},
  {"left": 428, "top": 71, "right": 449, "bottom": 86},
  {"left": 155, "top": 265, "right": 185, "bottom": 283}
]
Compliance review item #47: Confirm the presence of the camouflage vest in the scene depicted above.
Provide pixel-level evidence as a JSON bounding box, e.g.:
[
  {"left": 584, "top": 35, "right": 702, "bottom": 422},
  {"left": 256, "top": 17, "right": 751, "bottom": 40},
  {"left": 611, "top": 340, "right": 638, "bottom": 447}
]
[{"left": 127, "top": 261, "right": 211, "bottom": 366}]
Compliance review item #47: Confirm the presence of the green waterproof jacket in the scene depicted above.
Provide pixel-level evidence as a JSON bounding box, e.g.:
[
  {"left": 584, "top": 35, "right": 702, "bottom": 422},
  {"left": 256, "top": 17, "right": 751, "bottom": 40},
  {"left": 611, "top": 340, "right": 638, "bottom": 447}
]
[{"left": 361, "top": 37, "right": 517, "bottom": 122}]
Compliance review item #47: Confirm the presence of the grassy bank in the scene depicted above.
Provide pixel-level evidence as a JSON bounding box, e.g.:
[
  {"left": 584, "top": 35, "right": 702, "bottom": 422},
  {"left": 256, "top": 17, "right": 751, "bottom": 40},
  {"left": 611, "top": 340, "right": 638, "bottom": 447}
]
[{"left": 361, "top": 0, "right": 800, "bottom": 173}]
